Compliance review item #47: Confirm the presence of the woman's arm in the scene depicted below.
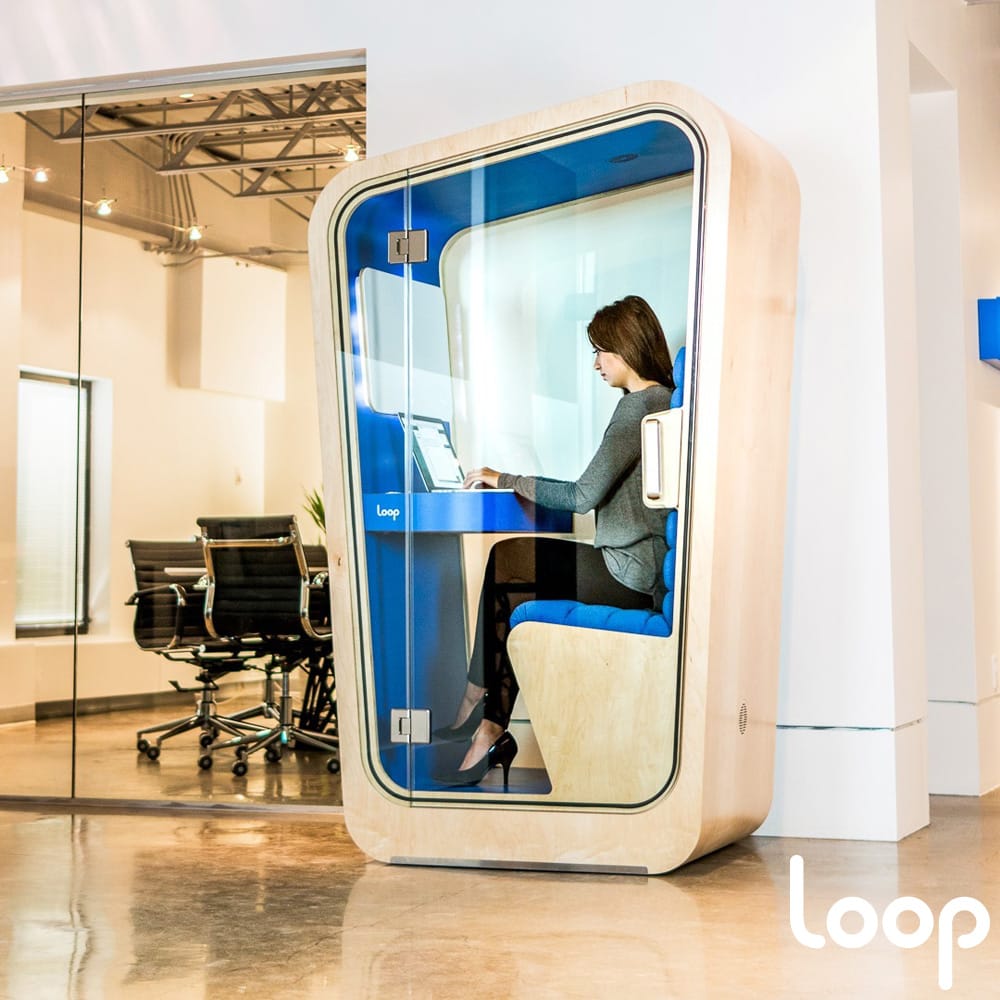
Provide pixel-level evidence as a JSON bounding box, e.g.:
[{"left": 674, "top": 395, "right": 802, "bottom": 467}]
[
  {"left": 483, "top": 395, "right": 645, "bottom": 514},
  {"left": 463, "top": 467, "right": 501, "bottom": 489}
]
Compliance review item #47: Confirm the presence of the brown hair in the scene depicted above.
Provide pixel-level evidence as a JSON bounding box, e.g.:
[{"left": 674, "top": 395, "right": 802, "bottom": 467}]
[{"left": 587, "top": 295, "right": 675, "bottom": 393}]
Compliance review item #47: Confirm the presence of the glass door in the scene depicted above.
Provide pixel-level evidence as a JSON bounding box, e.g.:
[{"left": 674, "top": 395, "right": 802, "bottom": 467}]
[
  {"left": 335, "top": 112, "right": 700, "bottom": 806},
  {"left": 399, "top": 115, "right": 698, "bottom": 805}
]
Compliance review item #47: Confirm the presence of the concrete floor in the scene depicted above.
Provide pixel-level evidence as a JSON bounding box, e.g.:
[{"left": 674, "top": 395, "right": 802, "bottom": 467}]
[{"left": 0, "top": 793, "right": 998, "bottom": 998}]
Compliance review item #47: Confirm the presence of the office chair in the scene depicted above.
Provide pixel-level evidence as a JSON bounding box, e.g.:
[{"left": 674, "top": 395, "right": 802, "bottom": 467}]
[
  {"left": 196, "top": 515, "right": 340, "bottom": 776},
  {"left": 125, "top": 538, "right": 268, "bottom": 764}
]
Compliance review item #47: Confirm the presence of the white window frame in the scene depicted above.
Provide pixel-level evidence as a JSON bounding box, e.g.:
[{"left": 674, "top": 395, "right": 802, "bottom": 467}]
[{"left": 15, "top": 370, "right": 92, "bottom": 637}]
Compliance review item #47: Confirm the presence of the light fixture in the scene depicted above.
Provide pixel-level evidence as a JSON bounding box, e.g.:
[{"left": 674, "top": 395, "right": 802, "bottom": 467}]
[
  {"left": 187, "top": 224, "right": 203, "bottom": 241},
  {"left": 0, "top": 163, "right": 53, "bottom": 185},
  {"left": 344, "top": 144, "right": 360, "bottom": 163},
  {"left": 95, "top": 198, "right": 114, "bottom": 217},
  {"left": 178, "top": 92, "right": 195, "bottom": 100}
]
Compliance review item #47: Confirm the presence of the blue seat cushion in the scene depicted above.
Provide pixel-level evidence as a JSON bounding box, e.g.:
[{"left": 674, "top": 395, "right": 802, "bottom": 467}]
[{"left": 510, "top": 599, "right": 670, "bottom": 637}]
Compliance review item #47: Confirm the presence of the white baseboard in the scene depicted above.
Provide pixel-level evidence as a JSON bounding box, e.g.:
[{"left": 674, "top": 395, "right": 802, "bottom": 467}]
[
  {"left": 754, "top": 722, "right": 929, "bottom": 841},
  {"left": 927, "top": 696, "right": 1000, "bottom": 795}
]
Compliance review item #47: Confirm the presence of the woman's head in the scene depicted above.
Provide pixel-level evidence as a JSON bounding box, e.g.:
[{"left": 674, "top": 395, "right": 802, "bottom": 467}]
[{"left": 587, "top": 295, "right": 675, "bottom": 393}]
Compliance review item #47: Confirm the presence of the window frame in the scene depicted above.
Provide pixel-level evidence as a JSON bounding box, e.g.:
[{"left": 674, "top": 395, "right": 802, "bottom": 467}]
[{"left": 15, "top": 370, "right": 92, "bottom": 639}]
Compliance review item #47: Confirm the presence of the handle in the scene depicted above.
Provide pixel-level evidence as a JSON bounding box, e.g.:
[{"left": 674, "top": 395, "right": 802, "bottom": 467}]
[
  {"left": 643, "top": 419, "right": 663, "bottom": 501},
  {"left": 640, "top": 409, "right": 683, "bottom": 509}
]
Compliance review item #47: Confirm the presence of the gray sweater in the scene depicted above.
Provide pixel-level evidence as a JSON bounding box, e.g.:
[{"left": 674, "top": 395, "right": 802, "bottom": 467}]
[{"left": 497, "top": 384, "right": 672, "bottom": 606}]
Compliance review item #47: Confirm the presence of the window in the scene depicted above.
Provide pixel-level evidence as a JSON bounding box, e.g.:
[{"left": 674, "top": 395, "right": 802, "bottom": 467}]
[{"left": 16, "top": 372, "right": 91, "bottom": 636}]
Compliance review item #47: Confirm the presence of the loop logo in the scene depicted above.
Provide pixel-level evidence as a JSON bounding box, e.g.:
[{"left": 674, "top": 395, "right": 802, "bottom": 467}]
[
  {"left": 789, "top": 855, "right": 989, "bottom": 990},
  {"left": 376, "top": 504, "right": 400, "bottom": 521}
]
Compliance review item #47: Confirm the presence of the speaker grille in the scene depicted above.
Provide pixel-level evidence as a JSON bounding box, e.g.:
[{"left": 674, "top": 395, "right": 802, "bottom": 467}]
[{"left": 738, "top": 702, "right": 748, "bottom": 735}]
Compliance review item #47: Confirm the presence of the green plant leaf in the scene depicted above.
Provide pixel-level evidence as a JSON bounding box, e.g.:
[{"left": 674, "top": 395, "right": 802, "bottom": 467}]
[{"left": 303, "top": 487, "right": 325, "bottom": 536}]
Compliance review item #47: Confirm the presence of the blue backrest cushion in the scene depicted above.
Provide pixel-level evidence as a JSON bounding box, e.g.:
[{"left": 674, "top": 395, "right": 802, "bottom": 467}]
[{"left": 671, "top": 345, "right": 685, "bottom": 409}]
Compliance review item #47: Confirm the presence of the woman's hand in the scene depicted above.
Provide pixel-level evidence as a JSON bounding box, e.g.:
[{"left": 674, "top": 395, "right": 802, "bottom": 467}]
[{"left": 463, "top": 466, "right": 501, "bottom": 489}]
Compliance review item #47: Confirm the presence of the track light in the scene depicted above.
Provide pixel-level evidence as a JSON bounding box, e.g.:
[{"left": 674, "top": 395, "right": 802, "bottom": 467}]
[
  {"left": 344, "top": 144, "right": 360, "bottom": 163},
  {"left": 188, "top": 224, "right": 203, "bottom": 241},
  {"left": 95, "top": 198, "right": 114, "bottom": 217},
  {"left": 0, "top": 163, "right": 52, "bottom": 185}
]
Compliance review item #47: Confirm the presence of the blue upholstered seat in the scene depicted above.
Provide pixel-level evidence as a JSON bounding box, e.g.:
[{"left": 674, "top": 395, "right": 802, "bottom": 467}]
[{"left": 509, "top": 345, "right": 685, "bottom": 639}]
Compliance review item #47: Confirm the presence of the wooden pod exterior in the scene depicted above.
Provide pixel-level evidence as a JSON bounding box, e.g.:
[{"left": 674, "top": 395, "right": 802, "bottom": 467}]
[{"left": 308, "top": 80, "right": 799, "bottom": 873}]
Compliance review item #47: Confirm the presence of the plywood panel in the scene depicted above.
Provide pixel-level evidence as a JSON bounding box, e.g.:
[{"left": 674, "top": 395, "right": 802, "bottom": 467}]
[
  {"left": 309, "top": 79, "right": 800, "bottom": 873},
  {"left": 509, "top": 623, "right": 678, "bottom": 803}
]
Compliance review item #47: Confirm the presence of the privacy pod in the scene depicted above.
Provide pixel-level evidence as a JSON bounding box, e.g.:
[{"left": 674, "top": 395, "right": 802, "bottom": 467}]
[{"left": 308, "top": 81, "right": 799, "bottom": 873}]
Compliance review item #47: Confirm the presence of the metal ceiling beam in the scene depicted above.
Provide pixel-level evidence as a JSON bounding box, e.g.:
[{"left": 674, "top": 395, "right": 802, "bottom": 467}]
[
  {"left": 233, "top": 185, "right": 327, "bottom": 199},
  {"left": 71, "top": 78, "right": 361, "bottom": 120},
  {"left": 53, "top": 105, "right": 366, "bottom": 143},
  {"left": 238, "top": 120, "right": 311, "bottom": 196},
  {"left": 154, "top": 90, "right": 242, "bottom": 166},
  {"left": 157, "top": 152, "right": 346, "bottom": 176},
  {"left": 170, "top": 124, "right": 361, "bottom": 148}
]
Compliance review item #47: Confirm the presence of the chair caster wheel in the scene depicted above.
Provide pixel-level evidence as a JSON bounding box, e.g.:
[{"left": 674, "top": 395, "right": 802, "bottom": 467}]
[
  {"left": 198, "top": 755, "right": 213, "bottom": 770},
  {"left": 327, "top": 758, "right": 341, "bottom": 774},
  {"left": 145, "top": 745, "right": 161, "bottom": 761},
  {"left": 136, "top": 738, "right": 150, "bottom": 753},
  {"left": 199, "top": 732, "right": 214, "bottom": 749},
  {"left": 233, "top": 760, "right": 249, "bottom": 777},
  {"left": 265, "top": 747, "right": 281, "bottom": 764}
]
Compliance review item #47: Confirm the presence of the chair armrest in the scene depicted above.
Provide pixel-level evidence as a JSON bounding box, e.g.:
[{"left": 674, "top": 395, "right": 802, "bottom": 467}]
[
  {"left": 126, "top": 582, "right": 188, "bottom": 606},
  {"left": 303, "top": 584, "right": 333, "bottom": 641}
]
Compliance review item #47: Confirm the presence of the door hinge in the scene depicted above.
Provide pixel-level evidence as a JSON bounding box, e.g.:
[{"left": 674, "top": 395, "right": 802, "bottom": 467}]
[
  {"left": 389, "top": 707, "right": 432, "bottom": 744},
  {"left": 387, "top": 229, "right": 429, "bottom": 264}
]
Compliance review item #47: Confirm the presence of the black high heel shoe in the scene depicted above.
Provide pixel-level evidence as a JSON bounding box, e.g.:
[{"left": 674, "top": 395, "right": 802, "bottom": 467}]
[
  {"left": 432, "top": 694, "right": 485, "bottom": 742},
  {"left": 435, "top": 732, "right": 518, "bottom": 788},
  {"left": 432, "top": 709, "right": 483, "bottom": 743}
]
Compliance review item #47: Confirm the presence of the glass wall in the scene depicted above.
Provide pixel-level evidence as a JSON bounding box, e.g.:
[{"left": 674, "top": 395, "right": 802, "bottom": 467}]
[{"left": 0, "top": 63, "right": 363, "bottom": 806}]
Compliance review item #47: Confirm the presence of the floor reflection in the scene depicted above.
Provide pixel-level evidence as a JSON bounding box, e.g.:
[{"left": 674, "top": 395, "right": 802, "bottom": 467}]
[
  {"left": 0, "top": 693, "right": 341, "bottom": 806},
  {"left": 0, "top": 811, "right": 366, "bottom": 999}
]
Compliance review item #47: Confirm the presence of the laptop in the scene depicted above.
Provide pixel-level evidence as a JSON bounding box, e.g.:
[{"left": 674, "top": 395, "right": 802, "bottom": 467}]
[{"left": 398, "top": 414, "right": 513, "bottom": 493}]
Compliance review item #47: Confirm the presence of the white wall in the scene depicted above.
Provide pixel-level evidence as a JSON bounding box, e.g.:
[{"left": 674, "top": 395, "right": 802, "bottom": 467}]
[
  {"left": 903, "top": 0, "right": 1000, "bottom": 796},
  {"left": 3, "top": 0, "right": 999, "bottom": 838},
  {"left": 265, "top": 263, "right": 324, "bottom": 537}
]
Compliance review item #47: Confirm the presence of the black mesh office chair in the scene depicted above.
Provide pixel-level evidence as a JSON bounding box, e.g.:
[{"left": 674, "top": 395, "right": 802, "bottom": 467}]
[
  {"left": 126, "top": 538, "right": 267, "bottom": 764},
  {"left": 196, "top": 515, "right": 339, "bottom": 776}
]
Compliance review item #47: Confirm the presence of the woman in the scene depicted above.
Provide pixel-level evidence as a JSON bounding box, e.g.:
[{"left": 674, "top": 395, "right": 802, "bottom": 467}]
[{"left": 436, "top": 294, "right": 676, "bottom": 786}]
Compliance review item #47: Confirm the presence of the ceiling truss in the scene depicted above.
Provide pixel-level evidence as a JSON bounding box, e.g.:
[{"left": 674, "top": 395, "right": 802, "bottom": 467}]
[{"left": 24, "top": 71, "right": 366, "bottom": 205}]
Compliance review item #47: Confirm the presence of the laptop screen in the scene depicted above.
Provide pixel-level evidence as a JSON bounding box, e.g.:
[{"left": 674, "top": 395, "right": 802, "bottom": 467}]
[{"left": 400, "top": 414, "right": 465, "bottom": 490}]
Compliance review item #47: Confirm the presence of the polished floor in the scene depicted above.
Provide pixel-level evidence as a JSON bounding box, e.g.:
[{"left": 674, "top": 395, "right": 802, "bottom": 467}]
[
  {"left": 0, "top": 689, "right": 341, "bottom": 807},
  {"left": 0, "top": 793, "right": 998, "bottom": 998}
]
